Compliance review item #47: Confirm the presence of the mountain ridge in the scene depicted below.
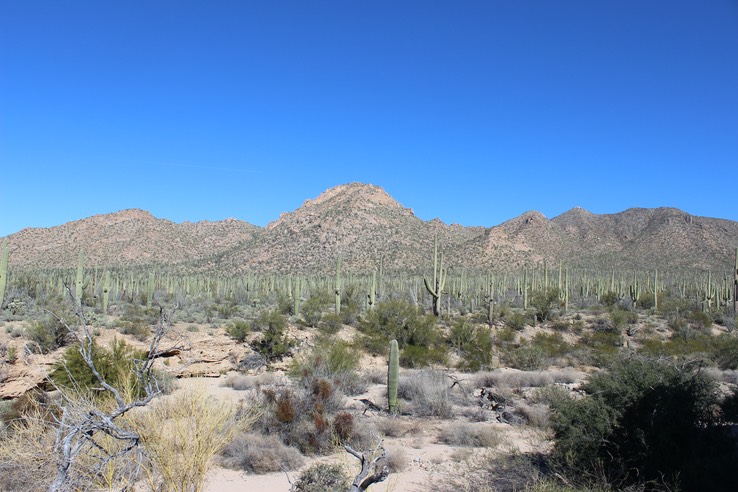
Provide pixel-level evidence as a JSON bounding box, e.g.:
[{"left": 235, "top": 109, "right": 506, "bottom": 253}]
[{"left": 4, "top": 183, "right": 737, "bottom": 273}]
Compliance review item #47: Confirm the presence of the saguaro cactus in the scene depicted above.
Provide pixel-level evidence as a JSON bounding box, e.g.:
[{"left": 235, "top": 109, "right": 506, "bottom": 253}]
[
  {"left": 75, "top": 251, "right": 85, "bottom": 307},
  {"left": 388, "top": 339, "right": 399, "bottom": 414},
  {"left": 733, "top": 248, "right": 738, "bottom": 315},
  {"left": 335, "top": 255, "right": 342, "bottom": 315},
  {"left": 423, "top": 234, "right": 446, "bottom": 317},
  {"left": 102, "top": 270, "right": 111, "bottom": 315},
  {"left": 0, "top": 238, "right": 8, "bottom": 309}
]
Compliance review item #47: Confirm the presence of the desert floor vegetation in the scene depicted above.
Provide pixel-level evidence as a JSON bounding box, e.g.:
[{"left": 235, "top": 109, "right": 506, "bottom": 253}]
[{"left": 0, "top": 263, "right": 737, "bottom": 491}]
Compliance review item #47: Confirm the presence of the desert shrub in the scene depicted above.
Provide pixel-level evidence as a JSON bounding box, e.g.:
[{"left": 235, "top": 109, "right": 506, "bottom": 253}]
[
  {"left": 359, "top": 299, "right": 444, "bottom": 365},
  {"left": 219, "top": 432, "right": 304, "bottom": 474},
  {"left": 250, "top": 310, "right": 294, "bottom": 362},
  {"left": 688, "top": 309, "right": 713, "bottom": 330},
  {"left": 24, "top": 315, "right": 73, "bottom": 353},
  {"left": 50, "top": 338, "right": 148, "bottom": 400},
  {"left": 578, "top": 330, "right": 622, "bottom": 365},
  {"left": 398, "top": 370, "right": 452, "bottom": 418},
  {"left": 130, "top": 385, "right": 260, "bottom": 492},
  {"left": 530, "top": 332, "right": 571, "bottom": 360},
  {"left": 451, "top": 319, "right": 495, "bottom": 371},
  {"left": 530, "top": 384, "right": 571, "bottom": 408},
  {"left": 381, "top": 445, "right": 409, "bottom": 472},
  {"left": 293, "top": 462, "right": 349, "bottom": 492},
  {"left": 400, "top": 344, "right": 448, "bottom": 368},
  {"left": 513, "top": 401, "right": 549, "bottom": 428},
  {"left": 504, "top": 311, "right": 529, "bottom": 331},
  {"left": 117, "top": 304, "right": 155, "bottom": 341},
  {"left": 289, "top": 337, "right": 364, "bottom": 395},
  {"left": 301, "top": 290, "right": 331, "bottom": 327},
  {"left": 550, "top": 355, "right": 738, "bottom": 491},
  {"left": 251, "top": 308, "right": 287, "bottom": 333},
  {"left": 501, "top": 343, "right": 545, "bottom": 371},
  {"left": 637, "top": 291, "right": 655, "bottom": 310},
  {"left": 531, "top": 288, "right": 560, "bottom": 322},
  {"left": 319, "top": 312, "right": 343, "bottom": 335},
  {"left": 438, "top": 422, "right": 501, "bottom": 447},
  {"left": 608, "top": 308, "right": 627, "bottom": 330},
  {"left": 599, "top": 291, "right": 620, "bottom": 308},
  {"left": 225, "top": 319, "right": 250, "bottom": 342}
]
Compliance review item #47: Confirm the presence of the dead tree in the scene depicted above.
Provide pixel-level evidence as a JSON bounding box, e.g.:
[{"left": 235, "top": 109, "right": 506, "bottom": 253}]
[
  {"left": 345, "top": 435, "right": 390, "bottom": 491},
  {"left": 48, "top": 289, "right": 179, "bottom": 492}
]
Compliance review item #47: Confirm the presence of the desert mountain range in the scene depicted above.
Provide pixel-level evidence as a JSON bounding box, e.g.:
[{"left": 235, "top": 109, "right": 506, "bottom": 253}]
[{"left": 4, "top": 183, "right": 738, "bottom": 274}]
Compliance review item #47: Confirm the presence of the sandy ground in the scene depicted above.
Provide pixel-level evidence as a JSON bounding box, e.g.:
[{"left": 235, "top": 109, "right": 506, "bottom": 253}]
[{"left": 177, "top": 375, "right": 548, "bottom": 492}]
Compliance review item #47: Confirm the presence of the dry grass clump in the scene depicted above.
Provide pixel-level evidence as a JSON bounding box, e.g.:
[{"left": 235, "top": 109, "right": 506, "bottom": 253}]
[
  {"left": 219, "top": 431, "right": 304, "bottom": 473},
  {"left": 130, "top": 384, "right": 260, "bottom": 492},
  {"left": 373, "top": 416, "right": 408, "bottom": 437},
  {"left": 512, "top": 401, "right": 549, "bottom": 428},
  {"left": 381, "top": 445, "right": 409, "bottom": 472},
  {"left": 222, "top": 372, "right": 278, "bottom": 391},
  {"left": 437, "top": 422, "right": 502, "bottom": 448},
  {"left": 0, "top": 403, "right": 56, "bottom": 492},
  {"left": 363, "top": 367, "right": 387, "bottom": 384},
  {"left": 398, "top": 369, "right": 453, "bottom": 418},
  {"left": 475, "top": 368, "right": 581, "bottom": 389}
]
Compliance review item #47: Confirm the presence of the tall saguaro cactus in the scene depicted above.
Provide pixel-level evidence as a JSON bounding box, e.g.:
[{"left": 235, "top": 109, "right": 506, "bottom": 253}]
[
  {"left": 388, "top": 339, "right": 399, "bottom": 414},
  {"left": 102, "top": 270, "right": 111, "bottom": 315},
  {"left": 75, "top": 251, "right": 85, "bottom": 307},
  {"left": 734, "top": 248, "right": 738, "bottom": 315},
  {"left": 0, "top": 238, "right": 8, "bottom": 309},
  {"left": 423, "top": 234, "right": 446, "bottom": 317},
  {"left": 335, "top": 255, "right": 342, "bottom": 315}
]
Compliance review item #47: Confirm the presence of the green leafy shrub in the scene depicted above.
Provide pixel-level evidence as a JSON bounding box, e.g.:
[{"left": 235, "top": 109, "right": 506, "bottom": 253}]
[
  {"left": 289, "top": 337, "right": 364, "bottom": 395},
  {"left": 50, "top": 338, "right": 148, "bottom": 399},
  {"left": 358, "top": 299, "right": 444, "bottom": 366},
  {"left": 599, "top": 291, "right": 620, "bottom": 308},
  {"left": 451, "top": 319, "right": 494, "bottom": 371},
  {"left": 319, "top": 313, "right": 343, "bottom": 335},
  {"left": 531, "top": 288, "right": 560, "bottom": 322},
  {"left": 250, "top": 309, "right": 294, "bottom": 362},
  {"left": 504, "top": 311, "right": 529, "bottom": 331},
  {"left": 301, "top": 290, "right": 331, "bottom": 327},
  {"left": 550, "top": 356, "right": 737, "bottom": 491},
  {"left": 226, "top": 319, "right": 250, "bottom": 342}
]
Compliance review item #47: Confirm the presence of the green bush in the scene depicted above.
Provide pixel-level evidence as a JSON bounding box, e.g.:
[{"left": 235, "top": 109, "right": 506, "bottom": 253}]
[
  {"left": 550, "top": 356, "right": 737, "bottom": 491},
  {"left": 451, "top": 319, "right": 494, "bottom": 371},
  {"left": 50, "top": 338, "right": 148, "bottom": 399},
  {"left": 358, "top": 300, "right": 444, "bottom": 366},
  {"left": 504, "top": 311, "right": 529, "bottom": 331},
  {"left": 301, "top": 290, "right": 331, "bottom": 327},
  {"left": 289, "top": 337, "right": 363, "bottom": 395},
  {"left": 599, "top": 291, "right": 620, "bottom": 308},
  {"left": 318, "top": 313, "right": 343, "bottom": 335},
  {"left": 226, "top": 319, "right": 251, "bottom": 342},
  {"left": 400, "top": 344, "right": 448, "bottom": 368},
  {"left": 531, "top": 288, "right": 560, "bottom": 322}
]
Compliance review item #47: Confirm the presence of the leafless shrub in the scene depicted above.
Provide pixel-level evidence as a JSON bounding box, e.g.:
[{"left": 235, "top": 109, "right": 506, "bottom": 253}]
[
  {"left": 513, "top": 401, "right": 549, "bottom": 428},
  {"left": 380, "top": 445, "right": 408, "bottom": 472},
  {"left": 373, "top": 417, "right": 408, "bottom": 437},
  {"left": 398, "top": 370, "right": 453, "bottom": 418},
  {"left": 219, "top": 431, "right": 304, "bottom": 474},
  {"left": 437, "top": 422, "right": 502, "bottom": 448},
  {"left": 363, "top": 368, "right": 386, "bottom": 384},
  {"left": 222, "top": 372, "right": 277, "bottom": 391},
  {"left": 476, "top": 368, "right": 582, "bottom": 390}
]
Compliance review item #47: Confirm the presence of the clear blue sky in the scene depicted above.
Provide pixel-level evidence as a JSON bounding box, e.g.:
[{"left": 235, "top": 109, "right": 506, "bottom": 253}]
[{"left": 2, "top": 1, "right": 737, "bottom": 237}]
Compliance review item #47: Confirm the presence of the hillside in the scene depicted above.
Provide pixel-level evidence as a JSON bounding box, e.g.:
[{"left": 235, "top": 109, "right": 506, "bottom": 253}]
[{"left": 3, "top": 183, "right": 737, "bottom": 273}]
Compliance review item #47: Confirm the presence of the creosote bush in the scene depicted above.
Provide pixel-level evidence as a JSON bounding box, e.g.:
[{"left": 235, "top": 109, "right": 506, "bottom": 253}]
[{"left": 550, "top": 355, "right": 738, "bottom": 491}]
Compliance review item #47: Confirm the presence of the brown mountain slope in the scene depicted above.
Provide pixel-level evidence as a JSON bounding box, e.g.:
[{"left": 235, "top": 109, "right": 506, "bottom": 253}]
[
  {"left": 5, "top": 209, "right": 260, "bottom": 270},
  {"left": 4, "top": 184, "right": 737, "bottom": 273},
  {"left": 207, "top": 183, "right": 483, "bottom": 274}
]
